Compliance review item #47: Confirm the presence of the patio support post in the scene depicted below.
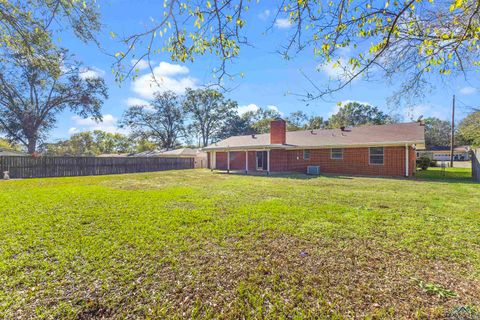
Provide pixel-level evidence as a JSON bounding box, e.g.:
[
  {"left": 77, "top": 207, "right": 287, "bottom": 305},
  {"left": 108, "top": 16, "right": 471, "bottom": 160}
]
[
  {"left": 212, "top": 151, "right": 216, "bottom": 170},
  {"left": 227, "top": 151, "right": 230, "bottom": 173},
  {"left": 245, "top": 150, "right": 248, "bottom": 174},
  {"left": 267, "top": 150, "right": 270, "bottom": 175}
]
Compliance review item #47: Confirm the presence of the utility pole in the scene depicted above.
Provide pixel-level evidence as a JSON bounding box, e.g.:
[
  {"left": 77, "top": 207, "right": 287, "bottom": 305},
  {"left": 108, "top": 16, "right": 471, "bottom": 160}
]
[{"left": 450, "top": 94, "right": 455, "bottom": 168}]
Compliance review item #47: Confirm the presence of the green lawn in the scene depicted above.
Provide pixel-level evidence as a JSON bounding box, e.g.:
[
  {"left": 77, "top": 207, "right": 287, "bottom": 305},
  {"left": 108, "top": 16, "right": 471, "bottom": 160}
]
[
  {"left": 1, "top": 169, "right": 479, "bottom": 319},
  {"left": 415, "top": 167, "right": 473, "bottom": 182}
]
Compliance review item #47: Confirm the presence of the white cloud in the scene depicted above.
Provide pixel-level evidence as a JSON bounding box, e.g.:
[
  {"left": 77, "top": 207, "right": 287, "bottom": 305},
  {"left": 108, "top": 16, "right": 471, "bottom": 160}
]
[
  {"left": 403, "top": 104, "right": 449, "bottom": 121},
  {"left": 274, "top": 18, "right": 292, "bottom": 29},
  {"left": 68, "top": 127, "right": 79, "bottom": 135},
  {"left": 125, "top": 97, "right": 154, "bottom": 110},
  {"left": 319, "top": 58, "right": 357, "bottom": 82},
  {"left": 460, "top": 86, "right": 477, "bottom": 95},
  {"left": 267, "top": 105, "right": 284, "bottom": 116},
  {"left": 79, "top": 66, "right": 105, "bottom": 80},
  {"left": 131, "top": 59, "right": 151, "bottom": 71},
  {"left": 131, "top": 61, "right": 197, "bottom": 99},
  {"left": 236, "top": 104, "right": 284, "bottom": 116},
  {"left": 237, "top": 103, "right": 259, "bottom": 115},
  {"left": 258, "top": 9, "right": 270, "bottom": 20},
  {"left": 69, "top": 114, "right": 127, "bottom": 135}
]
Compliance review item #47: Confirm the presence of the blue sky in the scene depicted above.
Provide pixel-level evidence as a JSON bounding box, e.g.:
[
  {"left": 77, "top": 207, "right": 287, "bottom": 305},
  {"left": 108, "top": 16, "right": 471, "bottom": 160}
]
[{"left": 51, "top": 0, "right": 480, "bottom": 141}]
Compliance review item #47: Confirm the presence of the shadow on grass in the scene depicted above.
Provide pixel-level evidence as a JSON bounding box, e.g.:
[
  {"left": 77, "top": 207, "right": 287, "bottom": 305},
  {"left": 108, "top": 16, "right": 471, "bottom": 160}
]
[{"left": 212, "top": 168, "right": 476, "bottom": 184}]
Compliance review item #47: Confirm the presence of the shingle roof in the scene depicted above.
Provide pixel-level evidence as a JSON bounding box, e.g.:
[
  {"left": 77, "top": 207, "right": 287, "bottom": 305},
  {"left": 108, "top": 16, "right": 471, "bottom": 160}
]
[
  {"left": 160, "top": 148, "right": 204, "bottom": 157},
  {"left": 203, "top": 122, "right": 425, "bottom": 150},
  {"left": 0, "top": 148, "right": 26, "bottom": 156}
]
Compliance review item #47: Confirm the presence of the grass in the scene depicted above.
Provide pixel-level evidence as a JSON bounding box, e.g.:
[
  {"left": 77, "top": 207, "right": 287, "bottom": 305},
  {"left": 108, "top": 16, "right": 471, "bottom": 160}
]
[
  {"left": 0, "top": 169, "right": 479, "bottom": 319},
  {"left": 415, "top": 167, "right": 473, "bottom": 182}
]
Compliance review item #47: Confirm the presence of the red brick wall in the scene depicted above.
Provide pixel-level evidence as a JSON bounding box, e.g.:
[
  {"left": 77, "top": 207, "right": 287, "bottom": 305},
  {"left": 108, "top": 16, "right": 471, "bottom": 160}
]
[
  {"left": 270, "top": 120, "right": 286, "bottom": 144},
  {"left": 212, "top": 146, "right": 415, "bottom": 176},
  {"left": 247, "top": 151, "right": 256, "bottom": 171},
  {"left": 229, "top": 151, "right": 246, "bottom": 170},
  {"left": 270, "top": 146, "right": 415, "bottom": 176},
  {"left": 214, "top": 151, "right": 248, "bottom": 170},
  {"left": 215, "top": 152, "right": 228, "bottom": 170}
]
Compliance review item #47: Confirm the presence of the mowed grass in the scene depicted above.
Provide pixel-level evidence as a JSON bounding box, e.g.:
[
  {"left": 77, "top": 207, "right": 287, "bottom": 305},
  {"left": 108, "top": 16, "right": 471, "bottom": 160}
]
[
  {"left": 0, "top": 169, "right": 479, "bottom": 319},
  {"left": 415, "top": 167, "right": 473, "bottom": 182}
]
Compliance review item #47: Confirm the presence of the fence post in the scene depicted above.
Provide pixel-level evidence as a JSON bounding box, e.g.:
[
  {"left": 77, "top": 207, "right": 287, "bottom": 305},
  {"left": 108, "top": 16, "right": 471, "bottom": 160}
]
[{"left": 472, "top": 148, "right": 480, "bottom": 182}]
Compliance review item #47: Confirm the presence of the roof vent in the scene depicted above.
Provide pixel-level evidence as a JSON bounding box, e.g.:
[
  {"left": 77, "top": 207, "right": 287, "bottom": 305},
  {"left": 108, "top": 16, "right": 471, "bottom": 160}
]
[
  {"left": 251, "top": 134, "right": 256, "bottom": 138},
  {"left": 340, "top": 126, "right": 346, "bottom": 131}
]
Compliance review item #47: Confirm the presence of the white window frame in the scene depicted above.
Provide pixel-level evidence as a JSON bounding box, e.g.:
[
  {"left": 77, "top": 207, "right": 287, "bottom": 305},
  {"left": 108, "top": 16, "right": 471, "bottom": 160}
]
[
  {"left": 303, "top": 149, "right": 311, "bottom": 160},
  {"left": 369, "top": 147, "right": 384, "bottom": 165},
  {"left": 330, "top": 148, "right": 343, "bottom": 160}
]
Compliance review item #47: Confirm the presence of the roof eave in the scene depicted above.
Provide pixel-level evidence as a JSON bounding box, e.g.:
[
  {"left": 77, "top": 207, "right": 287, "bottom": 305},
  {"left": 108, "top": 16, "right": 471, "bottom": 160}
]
[{"left": 203, "top": 140, "right": 425, "bottom": 151}]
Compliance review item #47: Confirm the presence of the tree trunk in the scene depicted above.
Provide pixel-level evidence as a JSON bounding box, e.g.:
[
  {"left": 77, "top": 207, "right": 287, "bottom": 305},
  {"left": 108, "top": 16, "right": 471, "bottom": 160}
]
[{"left": 27, "top": 138, "right": 37, "bottom": 154}]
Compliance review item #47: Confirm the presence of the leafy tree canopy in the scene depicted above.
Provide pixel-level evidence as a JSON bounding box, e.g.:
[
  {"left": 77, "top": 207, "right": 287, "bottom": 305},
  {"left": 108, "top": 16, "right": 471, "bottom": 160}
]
[
  {"left": 327, "top": 102, "right": 397, "bottom": 128},
  {"left": 120, "top": 91, "right": 185, "bottom": 150},
  {"left": 116, "top": 0, "right": 480, "bottom": 103},
  {"left": 458, "top": 111, "right": 480, "bottom": 147},
  {"left": 423, "top": 117, "right": 451, "bottom": 147},
  {"left": 0, "top": 50, "right": 108, "bottom": 153},
  {"left": 0, "top": 0, "right": 101, "bottom": 76},
  {"left": 0, "top": 138, "right": 21, "bottom": 151},
  {"left": 183, "top": 88, "right": 237, "bottom": 147},
  {"left": 42, "top": 130, "right": 137, "bottom": 156},
  {"left": 243, "top": 107, "right": 282, "bottom": 134}
]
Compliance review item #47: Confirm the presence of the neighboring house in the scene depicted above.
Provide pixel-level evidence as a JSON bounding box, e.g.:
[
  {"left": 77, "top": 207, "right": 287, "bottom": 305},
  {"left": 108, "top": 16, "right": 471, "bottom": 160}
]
[
  {"left": 97, "top": 153, "right": 131, "bottom": 157},
  {"left": 417, "top": 146, "right": 471, "bottom": 161},
  {"left": 131, "top": 150, "right": 166, "bottom": 157},
  {"left": 0, "top": 148, "right": 26, "bottom": 156},
  {"left": 203, "top": 119, "right": 425, "bottom": 177},
  {"left": 160, "top": 148, "right": 208, "bottom": 168}
]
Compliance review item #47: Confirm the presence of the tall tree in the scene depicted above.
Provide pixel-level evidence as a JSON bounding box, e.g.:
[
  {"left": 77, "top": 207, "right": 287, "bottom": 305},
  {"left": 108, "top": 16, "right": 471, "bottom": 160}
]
[
  {"left": 305, "top": 116, "right": 326, "bottom": 130},
  {"left": 117, "top": 0, "right": 480, "bottom": 103},
  {"left": 243, "top": 107, "right": 282, "bottom": 134},
  {"left": 1, "top": 0, "right": 101, "bottom": 77},
  {"left": 183, "top": 88, "right": 237, "bottom": 147},
  {"left": 457, "top": 111, "right": 480, "bottom": 147},
  {"left": 286, "top": 111, "right": 309, "bottom": 131},
  {"left": 0, "top": 51, "right": 108, "bottom": 153},
  {"left": 0, "top": 138, "right": 20, "bottom": 151},
  {"left": 121, "top": 91, "right": 185, "bottom": 150},
  {"left": 423, "top": 117, "right": 452, "bottom": 148},
  {"left": 327, "top": 102, "right": 396, "bottom": 128},
  {"left": 42, "top": 131, "right": 136, "bottom": 156},
  {"left": 214, "top": 113, "right": 253, "bottom": 141}
]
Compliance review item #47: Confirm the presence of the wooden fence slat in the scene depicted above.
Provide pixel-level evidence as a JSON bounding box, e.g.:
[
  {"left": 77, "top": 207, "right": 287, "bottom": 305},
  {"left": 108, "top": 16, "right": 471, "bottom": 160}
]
[
  {"left": 0, "top": 156, "right": 194, "bottom": 179},
  {"left": 473, "top": 148, "right": 480, "bottom": 182}
]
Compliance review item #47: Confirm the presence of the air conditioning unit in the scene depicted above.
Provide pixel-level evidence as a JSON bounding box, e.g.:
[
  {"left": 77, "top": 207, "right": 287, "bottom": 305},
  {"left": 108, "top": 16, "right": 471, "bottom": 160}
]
[{"left": 307, "top": 166, "right": 320, "bottom": 175}]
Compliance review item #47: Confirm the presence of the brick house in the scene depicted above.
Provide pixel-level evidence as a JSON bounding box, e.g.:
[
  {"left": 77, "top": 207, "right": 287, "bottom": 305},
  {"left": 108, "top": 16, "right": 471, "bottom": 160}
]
[{"left": 203, "top": 119, "right": 425, "bottom": 177}]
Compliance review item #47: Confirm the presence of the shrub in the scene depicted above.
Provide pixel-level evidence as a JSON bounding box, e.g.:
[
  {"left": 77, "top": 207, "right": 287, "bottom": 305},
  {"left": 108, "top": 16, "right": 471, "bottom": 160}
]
[{"left": 416, "top": 156, "right": 430, "bottom": 170}]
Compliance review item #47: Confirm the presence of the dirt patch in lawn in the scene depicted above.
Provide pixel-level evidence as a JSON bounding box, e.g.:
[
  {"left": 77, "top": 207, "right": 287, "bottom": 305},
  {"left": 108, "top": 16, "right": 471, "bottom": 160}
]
[{"left": 93, "top": 233, "right": 479, "bottom": 319}]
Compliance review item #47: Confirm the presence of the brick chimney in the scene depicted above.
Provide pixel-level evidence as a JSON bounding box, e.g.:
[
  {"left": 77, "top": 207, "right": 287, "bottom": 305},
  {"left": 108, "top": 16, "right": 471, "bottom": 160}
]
[{"left": 270, "top": 119, "right": 286, "bottom": 145}]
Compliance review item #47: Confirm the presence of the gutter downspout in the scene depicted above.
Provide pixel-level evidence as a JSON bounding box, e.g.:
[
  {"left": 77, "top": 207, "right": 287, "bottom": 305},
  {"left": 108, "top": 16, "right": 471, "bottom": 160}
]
[{"left": 405, "top": 144, "right": 409, "bottom": 177}]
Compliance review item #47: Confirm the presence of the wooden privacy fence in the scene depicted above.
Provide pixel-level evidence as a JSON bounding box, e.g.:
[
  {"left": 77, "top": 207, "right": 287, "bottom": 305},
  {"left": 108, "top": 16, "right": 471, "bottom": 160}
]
[
  {"left": 473, "top": 148, "right": 480, "bottom": 182},
  {"left": 0, "top": 156, "right": 194, "bottom": 179}
]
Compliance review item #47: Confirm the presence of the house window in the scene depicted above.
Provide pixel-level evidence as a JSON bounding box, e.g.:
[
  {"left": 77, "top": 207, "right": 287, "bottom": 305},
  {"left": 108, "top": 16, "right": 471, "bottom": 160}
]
[
  {"left": 331, "top": 148, "right": 343, "bottom": 160},
  {"left": 369, "top": 147, "right": 384, "bottom": 165},
  {"left": 303, "top": 149, "right": 311, "bottom": 160}
]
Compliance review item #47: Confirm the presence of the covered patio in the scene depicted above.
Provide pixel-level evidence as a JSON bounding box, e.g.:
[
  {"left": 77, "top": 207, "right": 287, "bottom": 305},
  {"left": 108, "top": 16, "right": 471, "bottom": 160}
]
[{"left": 209, "top": 149, "right": 272, "bottom": 174}]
